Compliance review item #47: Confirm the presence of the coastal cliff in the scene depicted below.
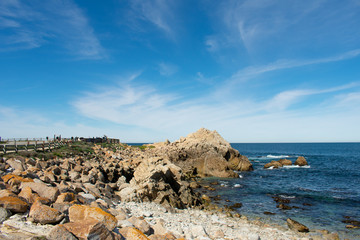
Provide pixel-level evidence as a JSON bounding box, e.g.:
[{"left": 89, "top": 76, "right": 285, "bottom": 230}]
[{"left": 0, "top": 130, "right": 320, "bottom": 239}]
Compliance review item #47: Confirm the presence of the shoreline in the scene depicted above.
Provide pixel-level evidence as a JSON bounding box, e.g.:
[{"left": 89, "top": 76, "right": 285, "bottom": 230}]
[{"left": 1, "top": 200, "right": 328, "bottom": 240}]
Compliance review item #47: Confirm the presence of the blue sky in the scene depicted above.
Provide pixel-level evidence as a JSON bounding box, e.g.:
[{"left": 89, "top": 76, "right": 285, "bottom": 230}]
[{"left": 1, "top": 0, "right": 360, "bottom": 142}]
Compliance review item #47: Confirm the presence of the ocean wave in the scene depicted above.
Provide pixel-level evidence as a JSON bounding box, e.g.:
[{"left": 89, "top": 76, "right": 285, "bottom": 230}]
[
  {"left": 283, "top": 165, "right": 311, "bottom": 169},
  {"left": 266, "top": 154, "right": 290, "bottom": 159},
  {"left": 279, "top": 195, "right": 296, "bottom": 199}
]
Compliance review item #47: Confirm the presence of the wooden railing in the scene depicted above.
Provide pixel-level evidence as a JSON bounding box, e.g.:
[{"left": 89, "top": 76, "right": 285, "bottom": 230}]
[{"left": 0, "top": 140, "right": 71, "bottom": 154}]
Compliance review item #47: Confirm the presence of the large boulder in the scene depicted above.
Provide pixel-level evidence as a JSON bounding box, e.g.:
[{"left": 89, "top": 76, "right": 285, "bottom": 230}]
[
  {"left": 29, "top": 200, "right": 64, "bottom": 224},
  {"left": 295, "top": 156, "right": 308, "bottom": 166},
  {"left": 69, "top": 204, "right": 117, "bottom": 231},
  {"left": 62, "top": 219, "right": 117, "bottom": 240},
  {"left": 20, "top": 181, "right": 60, "bottom": 202},
  {"left": 264, "top": 161, "right": 283, "bottom": 169},
  {"left": 149, "top": 128, "right": 253, "bottom": 178}
]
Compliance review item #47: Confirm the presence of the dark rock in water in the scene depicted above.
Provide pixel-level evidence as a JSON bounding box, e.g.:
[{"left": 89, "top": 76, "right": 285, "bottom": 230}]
[
  {"left": 295, "top": 156, "right": 308, "bottom": 166},
  {"left": 263, "top": 211, "right": 276, "bottom": 215},
  {"left": 273, "top": 196, "right": 290, "bottom": 204},
  {"left": 277, "top": 204, "right": 292, "bottom": 210},
  {"left": 346, "top": 225, "right": 360, "bottom": 229},
  {"left": 230, "top": 203, "right": 242, "bottom": 208},
  {"left": 303, "top": 203, "right": 312, "bottom": 206},
  {"left": 342, "top": 219, "right": 360, "bottom": 226},
  {"left": 287, "top": 218, "right": 309, "bottom": 232}
]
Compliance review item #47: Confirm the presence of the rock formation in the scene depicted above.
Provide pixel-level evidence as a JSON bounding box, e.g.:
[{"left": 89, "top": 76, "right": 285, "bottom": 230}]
[
  {"left": 295, "top": 156, "right": 308, "bottom": 166},
  {"left": 148, "top": 128, "right": 253, "bottom": 178}
]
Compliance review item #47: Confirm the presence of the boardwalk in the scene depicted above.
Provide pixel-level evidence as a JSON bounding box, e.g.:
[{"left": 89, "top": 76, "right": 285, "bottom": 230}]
[{"left": 0, "top": 139, "right": 70, "bottom": 154}]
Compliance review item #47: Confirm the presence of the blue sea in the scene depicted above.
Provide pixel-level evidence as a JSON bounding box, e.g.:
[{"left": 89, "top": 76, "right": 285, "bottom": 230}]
[{"left": 200, "top": 143, "right": 360, "bottom": 239}]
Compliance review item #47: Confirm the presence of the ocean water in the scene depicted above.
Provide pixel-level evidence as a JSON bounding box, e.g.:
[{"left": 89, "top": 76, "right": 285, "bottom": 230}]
[{"left": 200, "top": 143, "right": 360, "bottom": 239}]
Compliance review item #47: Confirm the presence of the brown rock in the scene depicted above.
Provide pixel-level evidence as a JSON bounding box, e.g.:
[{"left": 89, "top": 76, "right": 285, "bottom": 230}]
[
  {"left": 29, "top": 200, "right": 64, "bottom": 224},
  {"left": 0, "top": 196, "right": 28, "bottom": 213},
  {"left": 48, "top": 225, "right": 78, "bottom": 240},
  {"left": 295, "top": 156, "right": 308, "bottom": 166},
  {"left": 0, "top": 189, "right": 17, "bottom": 198},
  {"left": 69, "top": 204, "right": 117, "bottom": 231},
  {"left": 278, "top": 158, "right": 292, "bottom": 166},
  {"left": 126, "top": 227, "right": 151, "bottom": 240},
  {"left": 63, "top": 219, "right": 116, "bottom": 240},
  {"left": 6, "top": 158, "right": 25, "bottom": 171},
  {"left": 20, "top": 181, "right": 60, "bottom": 202},
  {"left": 18, "top": 186, "right": 38, "bottom": 204},
  {"left": 264, "top": 161, "right": 282, "bottom": 169},
  {"left": 2, "top": 174, "right": 34, "bottom": 185},
  {"left": 287, "top": 218, "right": 309, "bottom": 232},
  {"left": 55, "top": 192, "right": 76, "bottom": 203},
  {"left": 277, "top": 204, "right": 292, "bottom": 210},
  {"left": 149, "top": 128, "right": 252, "bottom": 178},
  {"left": 128, "top": 216, "right": 153, "bottom": 235}
]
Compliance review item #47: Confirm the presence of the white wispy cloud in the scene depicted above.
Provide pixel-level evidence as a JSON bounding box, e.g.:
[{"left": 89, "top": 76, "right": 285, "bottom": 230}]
[
  {"left": 70, "top": 72, "right": 360, "bottom": 142},
  {"left": 128, "top": 0, "right": 178, "bottom": 39},
  {"left": 229, "top": 49, "right": 360, "bottom": 83},
  {"left": 158, "top": 62, "right": 178, "bottom": 76},
  {"left": 0, "top": 0, "right": 105, "bottom": 59}
]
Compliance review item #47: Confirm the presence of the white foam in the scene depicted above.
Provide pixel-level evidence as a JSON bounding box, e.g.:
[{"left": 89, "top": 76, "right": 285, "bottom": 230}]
[
  {"left": 234, "top": 184, "right": 242, "bottom": 188},
  {"left": 239, "top": 174, "right": 243, "bottom": 178},
  {"left": 283, "top": 165, "right": 311, "bottom": 169},
  {"left": 268, "top": 166, "right": 274, "bottom": 169},
  {"left": 266, "top": 154, "right": 290, "bottom": 159},
  {"left": 279, "top": 195, "right": 296, "bottom": 199}
]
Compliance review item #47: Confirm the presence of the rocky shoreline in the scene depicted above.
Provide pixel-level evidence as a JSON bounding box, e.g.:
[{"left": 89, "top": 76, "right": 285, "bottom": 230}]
[{"left": 0, "top": 128, "right": 344, "bottom": 239}]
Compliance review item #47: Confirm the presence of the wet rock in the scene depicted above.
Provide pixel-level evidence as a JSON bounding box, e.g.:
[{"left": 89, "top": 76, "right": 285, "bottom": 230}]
[
  {"left": 263, "top": 211, "right": 276, "bottom": 215},
  {"left": 264, "top": 161, "right": 282, "bottom": 169},
  {"left": 287, "top": 218, "right": 309, "bottom": 232},
  {"left": 342, "top": 219, "right": 360, "bottom": 227},
  {"left": 273, "top": 197, "right": 290, "bottom": 204},
  {"left": 295, "top": 156, "right": 308, "bottom": 166},
  {"left": 230, "top": 202, "right": 243, "bottom": 208},
  {"left": 29, "top": 200, "right": 64, "bottom": 224},
  {"left": 277, "top": 204, "right": 292, "bottom": 210},
  {"left": 278, "top": 158, "right": 292, "bottom": 166},
  {"left": 0, "top": 196, "right": 28, "bottom": 213}
]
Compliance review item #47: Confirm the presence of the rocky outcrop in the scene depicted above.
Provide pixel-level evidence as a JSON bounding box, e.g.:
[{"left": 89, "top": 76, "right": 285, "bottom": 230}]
[
  {"left": 264, "top": 160, "right": 283, "bottom": 169},
  {"left": 286, "top": 218, "right": 309, "bottom": 232},
  {"left": 148, "top": 128, "right": 253, "bottom": 178},
  {"left": 295, "top": 156, "right": 308, "bottom": 166},
  {"left": 264, "top": 157, "right": 309, "bottom": 169}
]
